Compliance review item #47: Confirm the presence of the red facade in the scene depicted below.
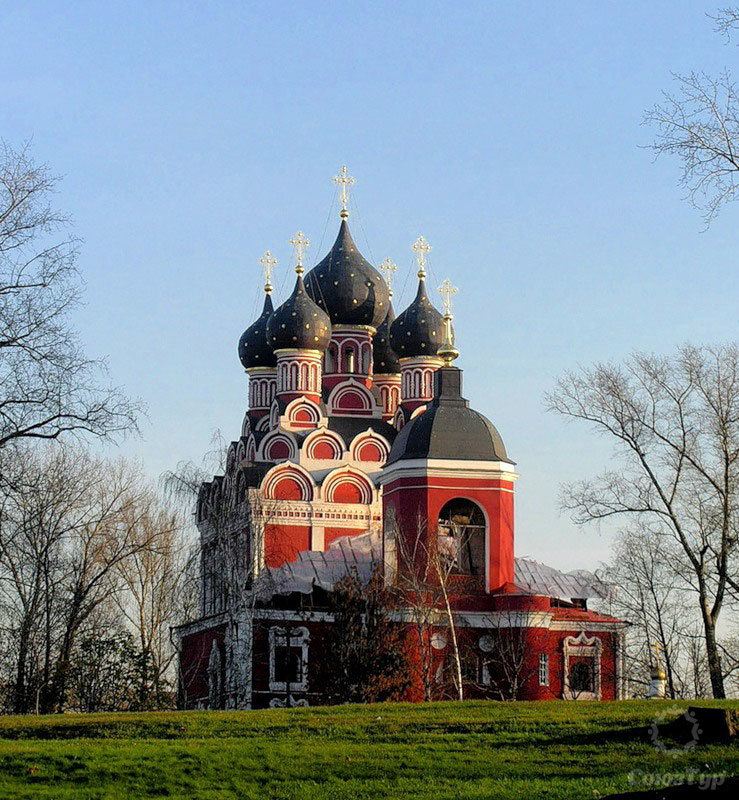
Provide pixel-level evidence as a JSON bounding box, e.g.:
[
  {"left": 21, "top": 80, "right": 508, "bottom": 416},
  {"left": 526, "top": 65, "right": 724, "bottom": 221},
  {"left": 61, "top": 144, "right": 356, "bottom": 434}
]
[{"left": 176, "top": 207, "right": 626, "bottom": 710}]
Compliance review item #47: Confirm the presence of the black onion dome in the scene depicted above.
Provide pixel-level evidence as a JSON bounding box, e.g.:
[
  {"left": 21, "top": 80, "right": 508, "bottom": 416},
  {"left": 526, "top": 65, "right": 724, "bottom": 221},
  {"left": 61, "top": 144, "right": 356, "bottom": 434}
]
[
  {"left": 389, "top": 279, "right": 445, "bottom": 359},
  {"left": 387, "top": 368, "right": 511, "bottom": 465},
  {"left": 238, "top": 293, "right": 276, "bottom": 369},
  {"left": 266, "top": 274, "right": 331, "bottom": 352},
  {"left": 304, "top": 220, "right": 390, "bottom": 328},
  {"left": 373, "top": 302, "right": 401, "bottom": 374}
]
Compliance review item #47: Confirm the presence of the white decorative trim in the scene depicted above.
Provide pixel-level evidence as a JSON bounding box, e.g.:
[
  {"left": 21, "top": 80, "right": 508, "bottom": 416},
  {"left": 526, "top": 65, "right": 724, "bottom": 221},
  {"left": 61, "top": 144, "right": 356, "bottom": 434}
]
[
  {"left": 378, "top": 459, "right": 519, "bottom": 485},
  {"left": 326, "top": 378, "right": 381, "bottom": 418},
  {"left": 348, "top": 429, "right": 391, "bottom": 463},
  {"left": 269, "top": 695, "right": 310, "bottom": 708},
  {"left": 261, "top": 461, "right": 316, "bottom": 501},
  {"left": 456, "top": 611, "right": 555, "bottom": 629},
  {"left": 268, "top": 625, "right": 310, "bottom": 692},
  {"left": 562, "top": 631, "right": 602, "bottom": 701},
  {"left": 257, "top": 428, "right": 299, "bottom": 462},
  {"left": 253, "top": 609, "right": 335, "bottom": 622},
  {"left": 549, "top": 620, "right": 627, "bottom": 632},
  {"left": 320, "top": 465, "right": 376, "bottom": 504}
]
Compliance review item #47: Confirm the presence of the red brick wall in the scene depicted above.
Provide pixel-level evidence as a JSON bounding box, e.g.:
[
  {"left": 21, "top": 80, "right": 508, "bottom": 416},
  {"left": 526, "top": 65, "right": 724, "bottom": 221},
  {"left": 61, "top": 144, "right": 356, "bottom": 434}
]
[{"left": 179, "top": 624, "right": 226, "bottom": 709}]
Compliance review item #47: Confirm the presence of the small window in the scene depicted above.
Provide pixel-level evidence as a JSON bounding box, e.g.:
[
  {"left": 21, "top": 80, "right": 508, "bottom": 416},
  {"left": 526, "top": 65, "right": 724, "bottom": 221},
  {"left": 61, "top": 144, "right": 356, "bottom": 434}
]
[
  {"left": 569, "top": 661, "right": 593, "bottom": 693},
  {"left": 269, "top": 626, "right": 309, "bottom": 692},
  {"left": 273, "top": 646, "right": 304, "bottom": 685},
  {"left": 539, "top": 653, "right": 549, "bottom": 686},
  {"left": 345, "top": 348, "right": 355, "bottom": 373}
]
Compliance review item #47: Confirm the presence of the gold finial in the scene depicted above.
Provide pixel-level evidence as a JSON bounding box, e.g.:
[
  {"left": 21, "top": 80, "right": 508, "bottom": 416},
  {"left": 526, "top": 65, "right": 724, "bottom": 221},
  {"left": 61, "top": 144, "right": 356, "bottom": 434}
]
[
  {"left": 333, "top": 165, "right": 355, "bottom": 220},
  {"left": 259, "top": 250, "right": 277, "bottom": 294},
  {"left": 437, "top": 278, "right": 459, "bottom": 365},
  {"left": 289, "top": 231, "right": 310, "bottom": 275},
  {"left": 651, "top": 641, "right": 666, "bottom": 679},
  {"left": 412, "top": 236, "right": 432, "bottom": 280},
  {"left": 378, "top": 257, "right": 398, "bottom": 298}
]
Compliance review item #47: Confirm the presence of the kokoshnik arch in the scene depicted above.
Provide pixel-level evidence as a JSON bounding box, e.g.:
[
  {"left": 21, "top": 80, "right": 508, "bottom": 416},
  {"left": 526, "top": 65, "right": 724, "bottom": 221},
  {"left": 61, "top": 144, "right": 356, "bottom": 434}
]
[{"left": 176, "top": 168, "right": 626, "bottom": 709}]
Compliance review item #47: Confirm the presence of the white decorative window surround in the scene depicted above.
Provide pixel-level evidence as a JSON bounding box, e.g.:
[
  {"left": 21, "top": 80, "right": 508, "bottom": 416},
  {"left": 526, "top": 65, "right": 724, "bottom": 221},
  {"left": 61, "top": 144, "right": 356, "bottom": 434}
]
[
  {"left": 268, "top": 625, "right": 310, "bottom": 693},
  {"left": 562, "top": 631, "right": 602, "bottom": 700},
  {"left": 539, "top": 653, "right": 549, "bottom": 686}
]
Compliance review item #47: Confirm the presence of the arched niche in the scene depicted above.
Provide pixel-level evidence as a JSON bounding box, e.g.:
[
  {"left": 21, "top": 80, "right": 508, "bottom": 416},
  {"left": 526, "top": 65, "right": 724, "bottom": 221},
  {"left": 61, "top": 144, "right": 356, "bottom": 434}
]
[{"left": 436, "top": 498, "right": 486, "bottom": 576}]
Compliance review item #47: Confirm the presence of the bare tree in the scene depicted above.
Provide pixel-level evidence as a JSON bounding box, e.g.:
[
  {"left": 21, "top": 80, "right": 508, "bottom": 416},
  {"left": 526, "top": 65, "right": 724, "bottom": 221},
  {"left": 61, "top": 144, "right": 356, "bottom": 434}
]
[
  {"left": 387, "top": 508, "right": 465, "bottom": 701},
  {"left": 601, "top": 526, "right": 694, "bottom": 698},
  {"left": 113, "top": 503, "right": 185, "bottom": 709},
  {"left": 644, "top": 8, "right": 739, "bottom": 225},
  {"left": 0, "top": 141, "right": 139, "bottom": 451},
  {"left": 547, "top": 344, "right": 739, "bottom": 698},
  {"left": 474, "top": 612, "right": 539, "bottom": 701}
]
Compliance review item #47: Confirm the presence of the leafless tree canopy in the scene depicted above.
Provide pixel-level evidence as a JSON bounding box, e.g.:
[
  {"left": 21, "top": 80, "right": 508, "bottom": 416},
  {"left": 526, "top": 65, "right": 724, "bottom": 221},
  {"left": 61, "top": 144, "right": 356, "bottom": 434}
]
[
  {"left": 547, "top": 343, "right": 739, "bottom": 698},
  {"left": 0, "top": 445, "right": 190, "bottom": 712},
  {"left": 644, "top": 7, "right": 739, "bottom": 225},
  {"left": 0, "top": 141, "right": 140, "bottom": 450}
]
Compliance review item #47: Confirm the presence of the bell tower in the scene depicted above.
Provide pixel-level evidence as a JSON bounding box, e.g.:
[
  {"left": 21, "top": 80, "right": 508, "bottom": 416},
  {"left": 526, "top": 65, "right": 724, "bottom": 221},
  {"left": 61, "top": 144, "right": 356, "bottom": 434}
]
[{"left": 379, "top": 361, "right": 517, "bottom": 594}]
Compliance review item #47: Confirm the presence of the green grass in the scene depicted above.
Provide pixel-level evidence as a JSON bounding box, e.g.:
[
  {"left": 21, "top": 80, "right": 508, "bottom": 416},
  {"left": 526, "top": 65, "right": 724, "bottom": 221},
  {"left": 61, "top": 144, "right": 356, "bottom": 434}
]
[{"left": 0, "top": 700, "right": 737, "bottom": 799}]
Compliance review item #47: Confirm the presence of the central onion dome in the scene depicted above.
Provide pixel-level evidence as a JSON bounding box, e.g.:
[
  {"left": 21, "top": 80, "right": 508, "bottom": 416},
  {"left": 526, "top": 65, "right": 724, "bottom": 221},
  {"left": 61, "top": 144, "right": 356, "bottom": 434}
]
[
  {"left": 389, "top": 278, "right": 445, "bottom": 359},
  {"left": 266, "top": 273, "right": 331, "bottom": 352},
  {"left": 238, "top": 292, "right": 276, "bottom": 369},
  {"left": 304, "top": 220, "right": 390, "bottom": 328},
  {"left": 373, "top": 302, "right": 401, "bottom": 374},
  {"left": 387, "top": 367, "right": 511, "bottom": 464}
]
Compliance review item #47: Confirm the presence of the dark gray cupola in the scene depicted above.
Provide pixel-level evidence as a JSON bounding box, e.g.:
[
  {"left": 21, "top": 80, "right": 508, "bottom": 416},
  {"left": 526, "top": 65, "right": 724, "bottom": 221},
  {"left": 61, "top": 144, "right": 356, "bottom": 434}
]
[
  {"left": 304, "top": 220, "right": 390, "bottom": 329},
  {"left": 386, "top": 367, "right": 511, "bottom": 464},
  {"left": 238, "top": 292, "right": 276, "bottom": 369},
  {"left": 373, "top": 302, "right": 401, "bottom": 374},
  {"left": 266, "top": 244, "right": 332, "bottom": 352}
]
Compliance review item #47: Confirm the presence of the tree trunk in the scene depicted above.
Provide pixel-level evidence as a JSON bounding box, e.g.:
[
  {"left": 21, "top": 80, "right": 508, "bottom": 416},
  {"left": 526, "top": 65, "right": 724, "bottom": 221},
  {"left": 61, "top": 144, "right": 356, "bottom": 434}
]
[{"left": 702, "top": 611, "right": 726, "bottom": 699}]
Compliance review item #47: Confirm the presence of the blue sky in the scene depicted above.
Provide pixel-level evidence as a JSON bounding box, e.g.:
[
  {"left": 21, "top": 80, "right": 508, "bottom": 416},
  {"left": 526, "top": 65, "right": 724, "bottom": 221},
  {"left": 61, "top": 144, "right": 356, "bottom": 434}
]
[{"left": 3, "top": 1, "right": 737, "bottom": 570}]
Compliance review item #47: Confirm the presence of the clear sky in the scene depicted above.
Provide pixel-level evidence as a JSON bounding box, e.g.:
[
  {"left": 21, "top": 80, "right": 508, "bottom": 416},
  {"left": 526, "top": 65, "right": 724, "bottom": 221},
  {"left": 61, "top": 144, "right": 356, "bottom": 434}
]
[{"left": 3, "top": 1, "right": 737, "bottom": 571}]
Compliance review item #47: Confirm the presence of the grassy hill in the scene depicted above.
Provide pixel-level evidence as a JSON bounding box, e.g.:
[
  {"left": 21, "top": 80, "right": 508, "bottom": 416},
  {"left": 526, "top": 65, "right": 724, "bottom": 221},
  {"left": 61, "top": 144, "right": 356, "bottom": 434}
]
[{"left": 0, "top": 700, "right": 737, "bottom": 799}]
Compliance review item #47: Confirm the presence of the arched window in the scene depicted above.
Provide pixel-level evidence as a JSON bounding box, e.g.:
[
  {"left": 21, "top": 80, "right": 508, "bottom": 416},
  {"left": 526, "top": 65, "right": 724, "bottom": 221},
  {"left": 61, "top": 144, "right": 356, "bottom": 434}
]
[
  {"left": 437, "top": 498, "right": 486, "bottom": 576},
  {"left": 345, "top": 347, "right": 355, "bottom": 373}
]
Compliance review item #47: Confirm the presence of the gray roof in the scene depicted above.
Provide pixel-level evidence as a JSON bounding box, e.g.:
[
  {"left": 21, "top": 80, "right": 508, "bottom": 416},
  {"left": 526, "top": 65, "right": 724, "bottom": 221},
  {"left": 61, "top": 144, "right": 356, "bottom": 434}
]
[{"left": 256, "top": 531, "right": 612, "bottom": 602}]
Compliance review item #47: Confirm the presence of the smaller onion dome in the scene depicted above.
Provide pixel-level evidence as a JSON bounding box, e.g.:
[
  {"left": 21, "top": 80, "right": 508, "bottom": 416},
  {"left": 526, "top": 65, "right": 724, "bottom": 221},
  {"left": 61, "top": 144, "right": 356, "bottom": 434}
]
[
  {"left": 373, "top": 302, "right": 401, "bottom": 374},
  {"left": 238, "top": 292, "right": 276, "bottom": 369},
  {"left": 266, "top": 273, "right": 331, "bottom": 352},
  {"left": 386, "top": 367, "right": 511, "bottom": 465},
  {"left": 389, "top": 278, "right": 445, "bottom": 359}
]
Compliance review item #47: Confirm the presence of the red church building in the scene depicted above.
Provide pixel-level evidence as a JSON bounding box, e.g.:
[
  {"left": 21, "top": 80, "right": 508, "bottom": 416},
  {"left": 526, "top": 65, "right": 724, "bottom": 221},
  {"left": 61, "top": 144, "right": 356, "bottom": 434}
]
[{"left": 176, "top": 169, "right": 626, "bottom": 709}]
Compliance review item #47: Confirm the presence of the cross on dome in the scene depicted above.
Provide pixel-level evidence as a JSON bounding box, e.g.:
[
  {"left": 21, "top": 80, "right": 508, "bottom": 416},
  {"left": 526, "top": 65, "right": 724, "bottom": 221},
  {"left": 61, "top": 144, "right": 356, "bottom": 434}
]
[
  {"left": 437, "top": 278, "right": 458, "bottom": 316},
  {"left": 289, "top": 231, "right": 310, "bottom": 274},
  {"left": 259, "top": 250, "right": 278, "bottom": 294},
  {"left": 378, "top": 257, "right": 398, "bottom": 297},
  {"left": 332, "top": 165, "right": 355, "bottom": 220},
  {"left": 437, "top": 277, "right": 460, "bottom": 366},
  {"left": 412, "top": 236, "right": 432, "bottom": 280}
]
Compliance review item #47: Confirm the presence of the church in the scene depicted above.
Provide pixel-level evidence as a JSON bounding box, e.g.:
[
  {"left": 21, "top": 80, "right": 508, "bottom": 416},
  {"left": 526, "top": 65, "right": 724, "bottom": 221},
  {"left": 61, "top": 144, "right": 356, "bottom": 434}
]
[{"left": 176, "top": 168, "right": 626, "bottom": 709}]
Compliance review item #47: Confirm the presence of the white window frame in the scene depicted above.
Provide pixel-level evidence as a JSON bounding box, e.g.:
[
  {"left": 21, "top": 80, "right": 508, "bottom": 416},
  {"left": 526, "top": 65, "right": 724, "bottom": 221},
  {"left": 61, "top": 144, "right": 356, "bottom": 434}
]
[
  {"left": 562, "top": 632, "right": 602, "bottom": 700},
  {"left": 268, "top": 625, "right": 310, "bottom": 692},
  {"left": 538, "top": 653, "right": 549, "bottom": 686}
]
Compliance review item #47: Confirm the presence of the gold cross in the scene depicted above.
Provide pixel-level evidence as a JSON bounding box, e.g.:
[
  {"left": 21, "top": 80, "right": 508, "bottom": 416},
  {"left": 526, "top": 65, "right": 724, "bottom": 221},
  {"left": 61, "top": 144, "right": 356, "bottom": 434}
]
[
  {"left": 259, "top": 250, "right": 277, "bottom": 294},
  {"left": 333, "top": 165, "right": 355, "bottom": 219},
  {"left": 289, "top": 231, "right": 310, "bottom": 274},
  {"left": 378, "top": 257, "right": 398, "bottom": 297},
  {"left": 437, "top": 277, "right": 460, "bottom": 366},
  {"left": 412, "top": 236, "right": 432, "bottom": 279},
  {"left": 437, "top": 278, "right": 458, "bottom": 316}
]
